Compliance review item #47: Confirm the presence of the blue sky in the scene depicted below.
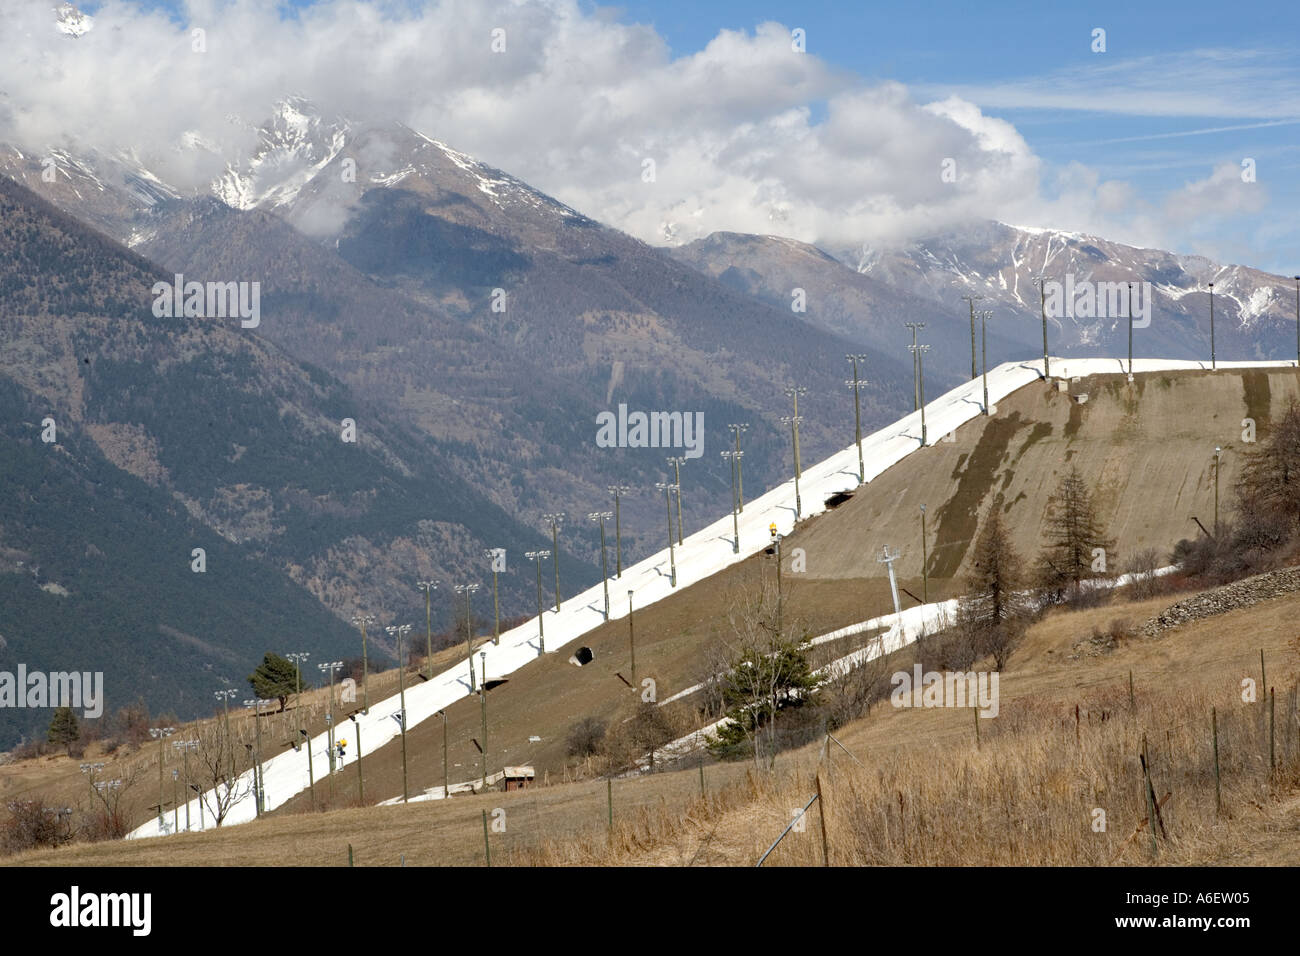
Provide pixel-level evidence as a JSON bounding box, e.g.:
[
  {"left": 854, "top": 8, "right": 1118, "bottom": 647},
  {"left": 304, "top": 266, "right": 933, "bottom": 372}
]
[{"left": 590, "top": 0, "right": 1300, "bottom": 270}]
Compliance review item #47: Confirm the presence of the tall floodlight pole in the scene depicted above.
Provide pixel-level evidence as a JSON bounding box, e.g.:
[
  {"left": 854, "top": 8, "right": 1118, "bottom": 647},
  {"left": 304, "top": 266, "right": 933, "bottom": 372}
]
[
  {"left": 1214, "top": 446, "right": 1222, "bottom": 537},
  {"left": 774, "top": 533, "right": 784, "bottom": 635},
  {"left": 348, "top": 714, "right": 364, "bottom": 804},
  {"left": 727, "top": 424, "right": 749, "bottom": 511},
  {"left": 1208, "top": 282, "right": 1217, "bottom": 370},
  {"left": 846, "top": 354, "right": 868, "bottom": 483},
  {"left": 666, "top": 457, "right": 686, "bottom": 544},
  {"left": 960, "top": 295, "right": 984, "bottom": 380},
  {"left": 721, "top": 450, "right": 741, "bottom": 553},
  {"left": 978, "top": 310, "right": 994, "bottom": 414},
  {"left": 920, "top": 504, "right": 929, "bottom": 604},
  {"left": 214, "top": 688, "right": 237, "bottom": 779},
  {"left": 147, "top": 727, "right": 174, "bottom": 828},
  {"left": 588, "top": 512, "right": 613, "bottom": 619},
  {"left": 1128, "top": 281, "right": 1136, "bottom": 377},
  {"left": 78, "top": 761, "right": 103, "bottom": 802},
  {"left": 286, "top": 650, "right": 309, "bottom": 732},
  {"left": 904, "top": 322, "right": 926, "bottom": 409},
  {"left": 479, "top": 651, "right": 489, "bottom": 790},
  {"left": 655, "top": 482, "right": 679, "bottom": 586},
  {"left": 783, "top": 385, "right": 808, "bottom": 519},
  {"left": 350, "top": 614, "right": 374, "bottom": 714},
  {"left": 607, "top": 485, "right": 631, "bottom": 576},
  {"left": 482, "top": 549, "right": 503, "bottom": 645},
  {"left": 627, "top": 590, "right": 637, "bottom": 681},
  {"left": 543, "top": 513, "right": 565, "bottom": 610},
  {"left": 1294, "top": 276, "right": 1299, "bottom": 366},
  {"left": 438, "top": 709, "right": 449, "bottom": 798},
  {"left": 525, "top": 551, "right": 550, "bottom": 653},
  {"left": 242, "top": 698, "right": 271, "bottom": 815},
  {"left": 1033, "top": 275, "right": 1051, "bottom": 378},
  {"left": 384, "top": 624, "right": 412, "bottom": 802},
  {"left": 454, "top": 584, "right": 481, "bottom": 691},
  {"left": 416, "top": 581, "right": 438, "bottom": 680},
  {"left": 908, "top": 340, "right": 931, "bottom": 445},
  {"left": 171, "top": 740, "right": 196, "bottom": 830},
  {"left": 317, "top": 661, "right": 343, "bottom": 785}
]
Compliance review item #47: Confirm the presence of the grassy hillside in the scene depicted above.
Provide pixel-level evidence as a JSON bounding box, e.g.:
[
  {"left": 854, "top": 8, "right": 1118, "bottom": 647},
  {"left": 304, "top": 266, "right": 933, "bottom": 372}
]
[{"left": 8, "top": 581, "right": 1298, "bottom": 866}]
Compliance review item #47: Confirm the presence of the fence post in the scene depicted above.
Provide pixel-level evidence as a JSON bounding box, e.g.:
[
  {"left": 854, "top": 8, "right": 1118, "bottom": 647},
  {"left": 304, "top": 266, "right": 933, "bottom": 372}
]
[
  {"left": 482, "top": 809, "right": 491, "bottom": 867},
  {"left": 814, "top": 771, "right": 830, "bottom": 867},
  {"left": 1212, "top": 707, "right": 1221, "bottom": 817},
  {"left": 1269, "top": 687, "right": 1276, "bottom": 774},
  {"left": 1140, "top": 739, "right": 1158, "bottom": 857}
]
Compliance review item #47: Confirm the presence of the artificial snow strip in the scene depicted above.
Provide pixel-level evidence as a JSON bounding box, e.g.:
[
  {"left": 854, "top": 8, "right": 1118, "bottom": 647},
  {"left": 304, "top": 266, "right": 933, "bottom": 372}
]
[{"left": 127, "top": 357, "right": 1295, "bottom": 837}]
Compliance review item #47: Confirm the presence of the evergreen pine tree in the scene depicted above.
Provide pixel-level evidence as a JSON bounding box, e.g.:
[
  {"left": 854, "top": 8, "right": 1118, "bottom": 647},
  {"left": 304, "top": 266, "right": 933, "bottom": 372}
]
[
  {"left": 961, "top": 507, "right": 1028, "bottom": 668},
  {"left": 247, "top": 652, "right": 300, "bottom": 712},
  {"left": 1037, "top": 466, "right": 1114, "bottom": 597},
  {"left": 46, "top": 706, "right": 79, "bottom": 752}
]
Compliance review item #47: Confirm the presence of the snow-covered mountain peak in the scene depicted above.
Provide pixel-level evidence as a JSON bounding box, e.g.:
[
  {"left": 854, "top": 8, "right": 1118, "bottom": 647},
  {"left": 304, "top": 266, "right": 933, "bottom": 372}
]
[{"left": 54, "top": 3, "right": 93, "bottom": 38}]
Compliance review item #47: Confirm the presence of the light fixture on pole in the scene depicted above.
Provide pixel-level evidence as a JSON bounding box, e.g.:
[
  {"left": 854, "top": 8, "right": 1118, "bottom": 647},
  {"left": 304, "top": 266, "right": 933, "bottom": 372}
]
[
  {"left": 782, "top": 385, "right": 808, "bottom": 519},
  {"left": 543, "top": 513, "right": 565, "bottom": 610},
  {"left": 454, "top": 584, "right": 481, "bottom": 690},
  {"left": 213, "top": 687, "right": 237, "bottom": 779},
  {"left": 385, "top": 623, "right": 413, "bottom": 801},
  {"left": 607, "top": 485, "right": 632, "bottom": 576},
  {"left": 960, "top": 295, "right": 984, "bottom": 380},
  {"left": 1294, "top": 276, "right": 1299, "bottom": 367},
  {"left": 78, "top": 761, "right": 104, "bottom": 801},
  {"left": 284, "top": 651, "right": 311, "bottom": 804},
  {"left": 919, "top": 504, "right": 930, "bottom": 603},
  {"left": 416, "top": 581, "right": 438, "bottom": 680},
  {"left": 908, "top": 340, "right": 931, "bottom": 445},
  {"left": 482, "top": 549, "right": 503, "bottom": 645},
  {"left": 721, "top": 450, "right": 741, "bottom": 553},
  {"left": 349, "top": 615, "right": 374, "bottom": 714},
  {"left": 348, "top": 713, "right": 364, "bottom": 804},
  {"left": 588, "top": 512, "right": 613, "bottom": 619},
  {"left": 1214, "top": 446, "right": 1222, "bottom": 537},
  {"left": 666, "top": 457, "right": 686, "bottom": 544},
  {"left": 147, "top": 726, "right": 175, "bottom": 828},
  {"left": 524, "top": 551, "right": 550, "bottom": 654},
  {"left": 655, "top": 481, "right": 679, "bottom": 586},
  {"left": 171, "top": 740, "right": 197, "bottom": 830},
  {"left": 904, "top": 322, "right": 925, "bottom": 409},
  {"left": 1128, "top": 281, "right": 1137, "bottom": 378},
  {"left": 1208, "top": 281, "right": 1217, "bottom": 370},
  {"left": 978, "top": 310, "right": 994, "bottom": 414},
  {"left": 727, "top": 424, "right": 749, "bottom": 510},
  {"left": 627, "top": 590, "right": 637, "bottom": 682},
  {"left": 317, "top": 661, "right": 343, "bottom": 781},
  {"left": 438, "top": 709, "right": 449, "bottom": 798},
  {"left": 1033, "top": 275, "right": 1051, "bottom": 378},
  {"left": 242, "top": 698, "right": 272, "bottom": 816},
  {"left": 479, "top": 650, "right": 489, "bottom": 790},
  {"left": 845, "top": 354, "right": 869, "bottom": 483}
]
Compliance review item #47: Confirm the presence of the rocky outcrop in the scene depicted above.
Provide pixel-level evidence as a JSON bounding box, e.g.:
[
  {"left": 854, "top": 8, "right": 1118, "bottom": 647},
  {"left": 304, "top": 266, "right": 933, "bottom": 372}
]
[{"left": 1141, "top": 566, "right": 1300, "bottom": 637}]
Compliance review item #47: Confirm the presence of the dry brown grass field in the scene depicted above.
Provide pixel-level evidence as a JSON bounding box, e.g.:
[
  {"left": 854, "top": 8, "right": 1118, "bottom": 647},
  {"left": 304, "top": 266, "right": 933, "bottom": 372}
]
[{"left": 8, "top": 582, "right": 1299, "bottom": 866}]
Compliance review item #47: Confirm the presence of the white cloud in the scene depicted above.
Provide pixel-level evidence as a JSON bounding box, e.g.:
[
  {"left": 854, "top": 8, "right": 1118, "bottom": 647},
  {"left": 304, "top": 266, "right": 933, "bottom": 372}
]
[{"left": 0, "top": 0, "right": 1280, "bottom": 261}]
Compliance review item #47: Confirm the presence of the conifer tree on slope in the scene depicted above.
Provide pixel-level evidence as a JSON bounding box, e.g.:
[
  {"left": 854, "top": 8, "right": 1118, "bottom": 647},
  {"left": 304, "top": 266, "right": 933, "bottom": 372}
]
[
  {"left": 962, "top": 507, "right": 1028, "bottom": 669},
  {"left": 1037, "top": 466, "right": 1114, "bottom": 598}
]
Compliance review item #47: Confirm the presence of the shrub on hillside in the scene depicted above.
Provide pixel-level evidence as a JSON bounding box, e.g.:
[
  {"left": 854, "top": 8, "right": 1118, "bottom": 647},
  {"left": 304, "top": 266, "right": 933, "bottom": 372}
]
[
  {"left": 1, "top": 799, "right": 74, "bottom": 855},
  {"left": 565, "top": 717, "right": 606, "bottom": 759}
]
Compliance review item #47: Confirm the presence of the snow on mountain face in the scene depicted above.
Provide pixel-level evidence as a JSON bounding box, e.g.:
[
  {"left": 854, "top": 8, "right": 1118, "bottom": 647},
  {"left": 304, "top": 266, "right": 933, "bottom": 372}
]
[
  {"left": 54, "top": 3, "right": 93, "bottom": 38},
  {"left": 211, "top": 98, "right": 350, "bottom": 210},
  {"left": 830, "top": 222, "right": 1300, "bottom": 358},
  {"left": 206, "top": 97, "right": 584, "bottom": 235}
]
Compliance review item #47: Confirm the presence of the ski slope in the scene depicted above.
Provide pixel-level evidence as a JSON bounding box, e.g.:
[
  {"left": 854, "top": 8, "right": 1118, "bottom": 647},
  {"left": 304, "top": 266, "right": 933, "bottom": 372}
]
[{"left": 128, "top": 356, "right": 1296, "bottom": 837}]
